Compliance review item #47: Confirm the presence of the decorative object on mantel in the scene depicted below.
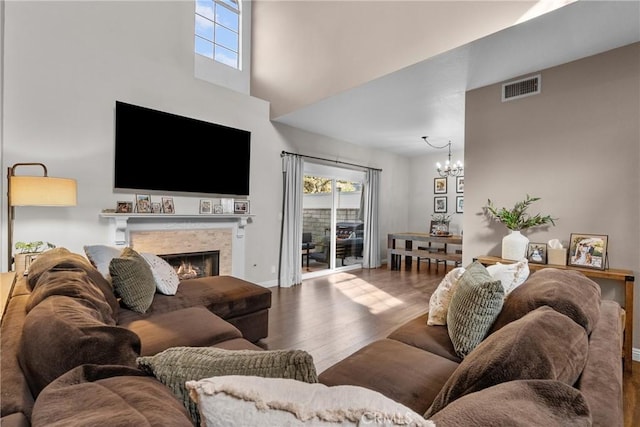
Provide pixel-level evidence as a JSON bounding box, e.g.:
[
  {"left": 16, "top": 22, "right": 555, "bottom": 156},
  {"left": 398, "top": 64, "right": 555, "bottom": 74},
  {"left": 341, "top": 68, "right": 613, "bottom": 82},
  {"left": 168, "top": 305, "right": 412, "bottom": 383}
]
[
  {"left": 485, "top": 195, "right": 556, "bottom": 261},
  {"left": 136, "top": 194, "right": 152, "bottom": 213},
  {"left": 221, "top": 198, "right": 234, "bottom": 214},
  {"left": 162, "top": 197, "right": 175, "bottom": 214},
  {"left": 422, "top": 136, "right": 463, "bottom": 178},
  {"left": 234, "top": 200, "right": 249, "bottom": 214},
  {"left": 116, "top": 201, "right": 133, "bottom": 213}
]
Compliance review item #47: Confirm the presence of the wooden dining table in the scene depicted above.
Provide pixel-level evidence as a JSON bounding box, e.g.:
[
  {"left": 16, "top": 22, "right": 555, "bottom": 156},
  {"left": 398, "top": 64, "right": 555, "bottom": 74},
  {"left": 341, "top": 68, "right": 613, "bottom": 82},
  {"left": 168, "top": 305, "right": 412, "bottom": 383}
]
[{"left": 387, "top": 232, "right": 462, "bottom": 270}]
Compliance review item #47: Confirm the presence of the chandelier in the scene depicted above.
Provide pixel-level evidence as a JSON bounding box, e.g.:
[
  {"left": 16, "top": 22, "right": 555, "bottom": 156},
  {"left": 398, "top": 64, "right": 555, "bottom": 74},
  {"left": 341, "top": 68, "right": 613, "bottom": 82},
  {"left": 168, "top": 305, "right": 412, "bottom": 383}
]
[{"left": 422, "top": 136, "right": 464, "bottom": 177}]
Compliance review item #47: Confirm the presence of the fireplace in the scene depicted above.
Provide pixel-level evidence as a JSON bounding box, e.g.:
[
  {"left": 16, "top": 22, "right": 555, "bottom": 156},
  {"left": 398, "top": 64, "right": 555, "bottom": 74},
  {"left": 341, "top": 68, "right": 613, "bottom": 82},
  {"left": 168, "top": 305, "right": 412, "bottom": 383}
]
[{"left": 159, "top": 251, "right": 220, "bottom": 280}]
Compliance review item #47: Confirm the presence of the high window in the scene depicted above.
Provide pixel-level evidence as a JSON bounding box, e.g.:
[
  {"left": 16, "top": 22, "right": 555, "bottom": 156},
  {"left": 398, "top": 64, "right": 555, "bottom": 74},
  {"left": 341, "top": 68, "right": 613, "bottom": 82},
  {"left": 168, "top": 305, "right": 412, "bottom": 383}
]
[{"left": 195, "top": 0, "right": 240, "bottom": 69}]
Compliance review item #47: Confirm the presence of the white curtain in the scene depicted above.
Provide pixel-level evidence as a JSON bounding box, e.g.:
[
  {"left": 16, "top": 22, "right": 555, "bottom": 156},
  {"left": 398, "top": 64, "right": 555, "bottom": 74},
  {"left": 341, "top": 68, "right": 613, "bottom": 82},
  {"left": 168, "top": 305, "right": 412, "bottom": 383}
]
[
  {"left": 362, "top": 169, "right": 381, "bottom": 268},
  {"left": 278, "top": 154, "right": 304, "bottom": 287}
]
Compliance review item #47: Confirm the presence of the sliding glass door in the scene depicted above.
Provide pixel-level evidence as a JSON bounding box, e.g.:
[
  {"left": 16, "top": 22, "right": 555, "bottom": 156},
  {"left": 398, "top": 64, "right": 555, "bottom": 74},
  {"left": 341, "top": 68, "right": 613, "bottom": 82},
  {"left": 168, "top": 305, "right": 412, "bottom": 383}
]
[{"left": 302, "top": 162, "right": 364, "bottom": 277}]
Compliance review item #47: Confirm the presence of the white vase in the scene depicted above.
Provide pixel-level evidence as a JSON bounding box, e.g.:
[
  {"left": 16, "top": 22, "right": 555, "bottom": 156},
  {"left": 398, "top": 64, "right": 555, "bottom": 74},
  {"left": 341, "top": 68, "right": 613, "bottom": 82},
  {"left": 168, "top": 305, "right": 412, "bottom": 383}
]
[{"left": 501, "top": 230, "right": 529, "bottom": 261}]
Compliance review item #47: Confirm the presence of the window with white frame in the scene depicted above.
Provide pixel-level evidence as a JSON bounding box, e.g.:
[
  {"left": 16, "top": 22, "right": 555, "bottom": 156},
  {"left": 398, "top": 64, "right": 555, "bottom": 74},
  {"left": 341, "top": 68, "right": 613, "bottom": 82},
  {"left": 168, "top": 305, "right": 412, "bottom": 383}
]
[{"left": 195, "top": 0, "right": 240, "bottom": 69}]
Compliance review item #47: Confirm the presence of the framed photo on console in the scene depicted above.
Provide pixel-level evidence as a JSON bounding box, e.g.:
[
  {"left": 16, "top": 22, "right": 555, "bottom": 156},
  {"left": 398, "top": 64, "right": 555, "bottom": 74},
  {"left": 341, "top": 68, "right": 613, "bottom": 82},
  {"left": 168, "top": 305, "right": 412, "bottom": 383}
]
[
  {"left": 568, "top": 233, "right": 608, "bottom": 270},
  {"left": 434, "top": 177, "right": 447, "bottom": 194},
  {"left": 135, "top": 194, "right": 151, "bottom": 213},
  {"left": 527, "top": 242, "right": 547, "bottom": 264},
  {"left": 434, "top": 196, "right": 447, "bottom": 213}
]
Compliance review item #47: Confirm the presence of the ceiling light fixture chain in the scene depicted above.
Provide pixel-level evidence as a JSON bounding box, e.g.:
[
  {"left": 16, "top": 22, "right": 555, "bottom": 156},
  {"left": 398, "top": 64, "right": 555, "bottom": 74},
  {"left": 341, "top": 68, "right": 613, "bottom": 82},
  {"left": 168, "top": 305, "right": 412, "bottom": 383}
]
[{"left": 422, "top": 136, "right": 464, "bottom": 178}]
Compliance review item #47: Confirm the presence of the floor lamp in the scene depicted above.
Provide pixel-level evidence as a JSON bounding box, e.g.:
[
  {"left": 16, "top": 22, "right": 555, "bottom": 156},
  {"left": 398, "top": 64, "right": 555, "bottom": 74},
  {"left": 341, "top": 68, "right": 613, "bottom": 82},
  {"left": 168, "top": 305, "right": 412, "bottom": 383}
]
[{"left": 7, "top": 163, "right": 77, "bottom": 271}]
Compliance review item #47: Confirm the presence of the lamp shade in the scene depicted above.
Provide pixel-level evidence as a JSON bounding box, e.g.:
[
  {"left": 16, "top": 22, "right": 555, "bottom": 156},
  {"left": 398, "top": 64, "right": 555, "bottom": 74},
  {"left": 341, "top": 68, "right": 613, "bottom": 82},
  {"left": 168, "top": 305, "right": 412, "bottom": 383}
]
[{"left": 9, "top": 176, "right": 77, "bottom": 206}]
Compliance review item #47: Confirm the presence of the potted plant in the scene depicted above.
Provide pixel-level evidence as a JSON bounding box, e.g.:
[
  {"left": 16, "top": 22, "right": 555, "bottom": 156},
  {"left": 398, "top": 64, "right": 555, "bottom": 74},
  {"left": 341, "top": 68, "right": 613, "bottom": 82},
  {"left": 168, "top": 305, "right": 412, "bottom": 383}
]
[
  {"left": 485, "top": 195, "right": 556, "bottom": 260},
  {"left": 14, "top": 241, "right": 56, "bottom": 275}
]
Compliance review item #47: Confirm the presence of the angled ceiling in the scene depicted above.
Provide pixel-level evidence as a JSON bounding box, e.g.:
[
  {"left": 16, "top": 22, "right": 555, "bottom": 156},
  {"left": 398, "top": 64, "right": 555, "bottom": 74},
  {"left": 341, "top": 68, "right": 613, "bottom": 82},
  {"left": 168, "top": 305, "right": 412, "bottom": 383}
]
[{"left": 251, "top": 1, "right": 640, "bottom": 157}]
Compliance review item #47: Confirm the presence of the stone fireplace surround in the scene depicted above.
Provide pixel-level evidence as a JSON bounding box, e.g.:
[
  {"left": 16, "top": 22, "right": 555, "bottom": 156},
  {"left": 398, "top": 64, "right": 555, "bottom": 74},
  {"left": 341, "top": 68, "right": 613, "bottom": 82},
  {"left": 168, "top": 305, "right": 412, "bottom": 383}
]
[{"left": 100, "top": 214, "right": 249, "bottom": 277}]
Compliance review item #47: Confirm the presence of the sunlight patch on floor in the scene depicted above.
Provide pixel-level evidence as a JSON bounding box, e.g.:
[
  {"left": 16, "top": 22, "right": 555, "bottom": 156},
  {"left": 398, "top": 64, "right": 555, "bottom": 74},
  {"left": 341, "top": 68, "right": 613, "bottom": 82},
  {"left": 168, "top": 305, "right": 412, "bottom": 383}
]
[{"left": 331, "top": 274, "right": 404, "bottom": 314}]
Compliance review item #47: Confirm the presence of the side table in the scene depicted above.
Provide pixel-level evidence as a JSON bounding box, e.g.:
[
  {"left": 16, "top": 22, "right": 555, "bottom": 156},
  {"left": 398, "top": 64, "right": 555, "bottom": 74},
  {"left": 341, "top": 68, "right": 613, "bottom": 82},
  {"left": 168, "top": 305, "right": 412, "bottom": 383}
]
[{"left": 475, "top": 255, "right": 634, "bottom": 374}]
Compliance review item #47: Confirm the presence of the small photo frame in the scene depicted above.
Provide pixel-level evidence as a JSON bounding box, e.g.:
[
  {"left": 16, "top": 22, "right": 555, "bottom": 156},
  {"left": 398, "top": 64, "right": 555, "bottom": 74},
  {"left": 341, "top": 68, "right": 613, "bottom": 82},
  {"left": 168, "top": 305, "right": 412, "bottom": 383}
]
[
  {"left": 220, "top": 198, "right": 234, "bottom": 214},
  {"left": 456, "top": 176, "right": 464, "bottom": 193},
  {"left": 162, "top": 197, "right": 175, "bottom": 214},
  {"left": 213, "top": 204, "right": 224, "bottom": 214},
  {"left": 568, "top": 233, "right": 608, "bottom": 270},
  {"left": 116, "top": 201, "right": 133, "bottom": 213},
  {"left": 527, "top": 243, "right": 547, "bottom": 264},
  {"left": 434, "top": 177, "right": 447, "bottom": 194},
  {"left": 135, "top": 194, "right": 152, "bottom": 213},
  {"left": 434, "top": 196, "right": 447, "bottom": 213},
  {"left": 234, "top": 200, "right": 249, "bottom": 214},
  {"left": 456, "top": 196, "right": 464, "bottom": 213},
  {"left": 199, "top": 199, "right": 213, "bottom": 214},
  {"left": 151, "top": 202, "right": 162, "bottom": 213}
]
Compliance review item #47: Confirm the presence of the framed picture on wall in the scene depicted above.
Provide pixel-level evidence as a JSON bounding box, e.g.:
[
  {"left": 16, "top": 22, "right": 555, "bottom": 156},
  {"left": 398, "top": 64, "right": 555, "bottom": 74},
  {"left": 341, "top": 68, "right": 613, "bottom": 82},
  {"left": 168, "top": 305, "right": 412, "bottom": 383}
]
[
  {"left": 434, "top": 177, "right": 447, "bottom": 194},
  {"left": 527, "top": 242, "right": 547, "bottom": 264},
  {"left": 434, "top": 196, "right": 447, "bottom": 213},
  {"left": 568, "top": 233, "right": 608, "bottom": 270},
  {"left": 456, "top": 196, "right": 464, "bottom": 213},
  {"left": 456, "top": 176, "right": 464, "bottom": 193}
]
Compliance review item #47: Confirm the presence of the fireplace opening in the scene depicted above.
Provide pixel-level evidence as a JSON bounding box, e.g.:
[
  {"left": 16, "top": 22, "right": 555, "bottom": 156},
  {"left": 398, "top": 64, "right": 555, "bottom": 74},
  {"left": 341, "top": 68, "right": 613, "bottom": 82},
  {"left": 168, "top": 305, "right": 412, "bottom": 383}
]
[{"left": 159, "top": 251, "right": 220, "bottom": 280}]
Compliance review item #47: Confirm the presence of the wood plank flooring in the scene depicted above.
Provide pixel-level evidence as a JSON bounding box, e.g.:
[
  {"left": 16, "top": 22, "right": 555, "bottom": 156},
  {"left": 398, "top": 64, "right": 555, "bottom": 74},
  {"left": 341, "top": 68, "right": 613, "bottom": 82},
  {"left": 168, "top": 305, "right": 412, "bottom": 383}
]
[{"left": 258, "top": 264, "right": 639, "bottom": 426}]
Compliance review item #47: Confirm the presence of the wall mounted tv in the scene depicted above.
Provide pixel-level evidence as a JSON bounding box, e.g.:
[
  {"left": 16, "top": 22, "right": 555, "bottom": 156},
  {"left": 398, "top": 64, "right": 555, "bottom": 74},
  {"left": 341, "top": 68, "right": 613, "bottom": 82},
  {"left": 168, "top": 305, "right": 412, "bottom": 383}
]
[{"left": 114, "top": 101, "right": 250, "bottom": 196}]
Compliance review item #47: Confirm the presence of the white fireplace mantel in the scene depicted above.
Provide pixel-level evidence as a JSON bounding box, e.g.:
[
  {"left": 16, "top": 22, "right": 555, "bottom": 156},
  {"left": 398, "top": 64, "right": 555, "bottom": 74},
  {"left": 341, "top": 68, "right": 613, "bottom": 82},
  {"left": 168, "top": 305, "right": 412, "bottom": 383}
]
[{"left": 99, "top": 213, "right": 254, "bottom": 246}]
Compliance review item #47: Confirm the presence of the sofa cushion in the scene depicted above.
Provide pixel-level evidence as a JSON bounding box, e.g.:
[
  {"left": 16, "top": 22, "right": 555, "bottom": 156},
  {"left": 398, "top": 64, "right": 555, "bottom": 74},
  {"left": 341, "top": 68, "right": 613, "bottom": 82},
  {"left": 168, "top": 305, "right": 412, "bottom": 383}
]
[
  {"left": 446, "top": 261, "right": 504, "bottom": 358},
  {"left": 31, "top": 364, "right": 193, "bottom": 427},
  {"left": 428, "top": 379, "right": 591, "bottom": 426},
  {"left": 186, "top": 375, "right": 434, "bottom": 427},
  {"left": 489, "top": 268, "right": 601, "bottom": 335},
  {"left": 424, "top": 306, "right": 588, "bottom": 418},
  {"left": 388, "top": 313, "right": 461, "bottom": 363},
  {"left": 27, "top": 247, "right": 119, "bottom": 319},
  {"left": 486, "top": 259, "right": 529, "bottom": 294},
  {"left": 109, "top": 247, "right": 156, "bottom": 314},
  {"left": 140, "top": 252, "right": 180, "bottom": 295},
  {"left": 318, "top": 338, "right": 460, "bottom": 415},
  {"left": 138, "top": 346, "right": 318, "bottom": 424},
  {"left": 19, "top": 294, "right": 141, "bottom": 397},
  {"left": 427, "top": 267, "right": 465, "bottom": 326},
  {"left": 83, "top": 244, "right": 121, "bottom": 279},
  {"left": 119, "top": 307, "right": 243, "bottom": 356}
]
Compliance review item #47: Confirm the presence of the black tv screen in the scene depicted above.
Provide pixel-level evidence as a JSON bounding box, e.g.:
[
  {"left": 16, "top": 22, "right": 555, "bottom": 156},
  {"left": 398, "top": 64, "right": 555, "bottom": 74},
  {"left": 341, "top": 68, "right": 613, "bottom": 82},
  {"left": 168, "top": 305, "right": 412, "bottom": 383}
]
[{"left": 114, "top": 101, "right": 250, "bottom": 196}]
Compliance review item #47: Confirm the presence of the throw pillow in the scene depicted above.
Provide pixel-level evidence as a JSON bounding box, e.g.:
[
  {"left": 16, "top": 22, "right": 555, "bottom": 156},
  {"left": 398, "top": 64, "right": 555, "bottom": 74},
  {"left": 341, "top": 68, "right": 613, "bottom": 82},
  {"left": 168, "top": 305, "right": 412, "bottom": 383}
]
[
  {"left": 425, "top": 306, "right": 588, "bottom": 418},
  {"left": 427, "top": 267, "right": 465, "bottom": 325},
  {"left": 486, "top": 259, "right": 529, "bottom": 294},
  {"left": 137, "top": 346, "right": 319, "bottom": 425},
  {"left": 186, "top": 375, "right": 434, "bottom": 427},
  {"left": 140, "top": 252, "right": 180, "bottom": 295},
  {"left": 446, "top": 261, "right": 504, "bottom": 358},
  {"left": 84, "top": 244, "right": 121, "bottom": 279},
  {"left": 109, "top": 247, "right": 156, "bottom": 313}
]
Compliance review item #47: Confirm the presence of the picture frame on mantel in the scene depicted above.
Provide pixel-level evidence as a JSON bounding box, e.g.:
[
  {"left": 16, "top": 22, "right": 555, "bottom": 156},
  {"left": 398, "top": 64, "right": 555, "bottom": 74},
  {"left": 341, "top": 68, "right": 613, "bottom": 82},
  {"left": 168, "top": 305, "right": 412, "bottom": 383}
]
[
  {"left": 162, "top": 197, "right": 175, "bottom": 214},
  {"left": 234, "top": 200, "right": 249, "bottom": 214},
  {"left": 135, "top": 194, "right": 152, "bottom": 213},
  {"left": 116, "top": 201, "right": 133, "bottom": 213},
  {"left": 199, "top": 199, "right": 213, "bottom": 214},
  {"left": 434, "top": 177, "right": 447, "bottom": 194},
  {"left": 434, "top": 196, "right": 447, "bottom": 213}
]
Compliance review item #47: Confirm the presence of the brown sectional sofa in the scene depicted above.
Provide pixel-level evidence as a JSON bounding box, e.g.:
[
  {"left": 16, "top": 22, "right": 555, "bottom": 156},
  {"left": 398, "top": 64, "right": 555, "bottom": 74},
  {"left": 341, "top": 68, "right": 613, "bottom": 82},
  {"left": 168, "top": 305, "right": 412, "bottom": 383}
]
[
  {"left": 0, "top": 248, "right": 271, "bottom": 426},
  {"left": 319, "top": 267, "right": 625, "bottom": 426}
]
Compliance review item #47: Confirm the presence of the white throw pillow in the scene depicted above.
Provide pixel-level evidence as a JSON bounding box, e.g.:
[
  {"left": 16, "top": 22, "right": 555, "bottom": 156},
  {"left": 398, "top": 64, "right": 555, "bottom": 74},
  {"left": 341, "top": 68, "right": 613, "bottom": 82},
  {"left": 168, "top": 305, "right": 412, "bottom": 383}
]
[
  {"left": 186, "top": 375, "right": 434, "bottom": 427},
  {"left": 427, "top": 267, "right": 465, "bottom": 326},
  {"left": 140, "top": 253, "right": 180, "bottom": 295},
  {"left": 83, "top": 244, "right": 122, "bottom": 280},
  {"left": 486, "top": 259, "right": 530, "bottom": 295}
]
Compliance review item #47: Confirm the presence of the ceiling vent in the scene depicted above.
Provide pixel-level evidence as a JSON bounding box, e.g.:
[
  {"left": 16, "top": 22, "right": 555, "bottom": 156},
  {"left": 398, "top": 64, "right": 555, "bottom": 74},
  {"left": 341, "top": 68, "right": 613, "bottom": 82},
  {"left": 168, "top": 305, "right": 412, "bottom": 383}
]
[{"left": 502, "top": 74, "right": 541, "bottom": 102}]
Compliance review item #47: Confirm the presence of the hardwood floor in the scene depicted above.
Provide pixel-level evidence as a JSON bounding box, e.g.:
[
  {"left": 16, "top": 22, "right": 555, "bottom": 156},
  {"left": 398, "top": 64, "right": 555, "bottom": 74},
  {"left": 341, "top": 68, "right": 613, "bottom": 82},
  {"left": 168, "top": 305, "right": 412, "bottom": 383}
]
[{"left": 258, "top": 264, "right": 639, "bottom": 425}]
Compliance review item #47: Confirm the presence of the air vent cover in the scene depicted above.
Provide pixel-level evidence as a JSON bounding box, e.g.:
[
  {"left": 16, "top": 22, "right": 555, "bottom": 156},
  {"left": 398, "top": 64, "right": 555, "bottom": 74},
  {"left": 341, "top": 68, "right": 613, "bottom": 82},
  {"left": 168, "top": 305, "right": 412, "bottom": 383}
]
[{"left": 502, "top": 74, "right": 541, "bottom": 102}]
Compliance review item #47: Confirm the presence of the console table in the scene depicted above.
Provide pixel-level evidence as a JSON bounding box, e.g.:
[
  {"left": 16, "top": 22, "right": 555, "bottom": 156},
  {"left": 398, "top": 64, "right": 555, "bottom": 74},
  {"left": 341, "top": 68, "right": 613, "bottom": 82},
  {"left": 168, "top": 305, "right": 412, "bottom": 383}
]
[
  {"left": 388, "top": 232, "right": 462, "bottom": 271},
  {"left": 476, "top": 255, "right": 635, "bottom": 373}
]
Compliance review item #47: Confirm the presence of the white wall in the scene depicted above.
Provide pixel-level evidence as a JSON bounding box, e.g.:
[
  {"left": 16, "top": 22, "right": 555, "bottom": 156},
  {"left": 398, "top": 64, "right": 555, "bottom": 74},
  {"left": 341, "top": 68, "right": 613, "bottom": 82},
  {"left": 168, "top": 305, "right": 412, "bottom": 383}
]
[{"left": 1, "top": 1, "right": 411, "bottom": 284}]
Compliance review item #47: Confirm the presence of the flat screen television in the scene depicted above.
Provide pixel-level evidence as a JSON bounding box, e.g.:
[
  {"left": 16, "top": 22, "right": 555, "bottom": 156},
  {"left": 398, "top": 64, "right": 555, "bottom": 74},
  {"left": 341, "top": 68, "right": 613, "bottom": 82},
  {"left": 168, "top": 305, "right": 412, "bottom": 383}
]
[{"left": 114, "top": 101, "right": 251, "bottom": 196}]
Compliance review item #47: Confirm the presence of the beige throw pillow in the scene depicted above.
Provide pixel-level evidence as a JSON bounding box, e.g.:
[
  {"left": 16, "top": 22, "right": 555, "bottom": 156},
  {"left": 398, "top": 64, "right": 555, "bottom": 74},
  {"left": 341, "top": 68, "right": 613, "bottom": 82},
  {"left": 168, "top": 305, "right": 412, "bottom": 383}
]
[
  {"left": 427, "top": 267, "right": 465, "bottom": 326},
  {"left": 140, "top": 252, "right": 180, "bottom": 295},
  {"left": 486, "top": 259, "right": 529, "bottom": 294}
]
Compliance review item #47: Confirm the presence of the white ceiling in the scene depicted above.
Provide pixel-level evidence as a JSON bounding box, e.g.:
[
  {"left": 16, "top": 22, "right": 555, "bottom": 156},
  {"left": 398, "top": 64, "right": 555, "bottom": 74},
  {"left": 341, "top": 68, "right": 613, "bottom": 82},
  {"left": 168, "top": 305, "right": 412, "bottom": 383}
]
[{"left": 273, "top": 1, "right": 640, "bottom": 157}]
